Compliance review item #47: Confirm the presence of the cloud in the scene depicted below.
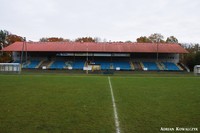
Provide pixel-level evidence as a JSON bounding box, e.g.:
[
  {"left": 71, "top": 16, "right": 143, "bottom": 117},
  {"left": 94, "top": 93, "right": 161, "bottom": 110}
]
[{"left": 0, "top": 0, "right": 200, "bottom": 43}]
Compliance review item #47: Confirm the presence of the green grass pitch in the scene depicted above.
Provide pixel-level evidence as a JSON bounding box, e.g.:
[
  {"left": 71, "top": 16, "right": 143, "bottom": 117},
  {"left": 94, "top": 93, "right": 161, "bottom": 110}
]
[{"left": 0, "top": 74, "right": 200, "bottom": 133}]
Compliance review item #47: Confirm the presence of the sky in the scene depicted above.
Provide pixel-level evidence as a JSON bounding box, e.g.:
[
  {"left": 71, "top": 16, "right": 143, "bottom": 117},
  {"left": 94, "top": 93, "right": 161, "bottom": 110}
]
[{"left": 0, "top": 0, "right": 200, "bottom": 43}]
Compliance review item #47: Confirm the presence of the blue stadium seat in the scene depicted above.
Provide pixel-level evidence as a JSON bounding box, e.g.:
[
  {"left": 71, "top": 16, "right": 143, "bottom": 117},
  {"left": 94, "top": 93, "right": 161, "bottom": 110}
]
[
  {"left": 143, "top": 62, "right": 159, "bottom": 70},
  {"left": 25, "top": 60, "right": 40, "bottom": 69},
  {"left": 72, "top": 61, "right": 85, "bottom": 69},
  {"left": 162, "top": 62, "right": 180, "bottom": 70},
  {"left": 95, "top": 61, "right": 111, "bottom": 70},
  {"left": 50, "top": 61, "right": 66, "bottom": 69},
  {"left": 113, "top": 61, "right": 131, "bottom": 70}
]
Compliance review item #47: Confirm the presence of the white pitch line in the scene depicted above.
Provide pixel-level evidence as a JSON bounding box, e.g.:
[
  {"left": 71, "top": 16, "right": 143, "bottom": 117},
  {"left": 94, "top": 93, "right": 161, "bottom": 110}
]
[{"left": 108, "top": 76, "right": 121, "bottom": 133}]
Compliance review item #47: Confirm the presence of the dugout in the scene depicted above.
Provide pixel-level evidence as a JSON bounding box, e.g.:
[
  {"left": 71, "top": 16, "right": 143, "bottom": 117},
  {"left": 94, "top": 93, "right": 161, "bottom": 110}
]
[
  {"left": 0, "top": 63, "right": 21, "bottom": 73},
  {"left": 194, "top": 65, "right": 200, "bottom": 75}
]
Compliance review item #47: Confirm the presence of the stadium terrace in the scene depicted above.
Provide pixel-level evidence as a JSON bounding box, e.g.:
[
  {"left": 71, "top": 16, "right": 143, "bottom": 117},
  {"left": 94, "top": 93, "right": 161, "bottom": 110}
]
[{"left": 2, "top": 42, "right": 188, "bottom": 71}]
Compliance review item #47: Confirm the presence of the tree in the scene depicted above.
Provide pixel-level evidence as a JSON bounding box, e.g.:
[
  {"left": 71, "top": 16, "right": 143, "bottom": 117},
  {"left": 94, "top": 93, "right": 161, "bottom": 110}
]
[
  {"left": 39, "top": 37, "right": 68, "bottom": 42},
  {"left": 75, "top": 37, "right": 96, "bottom": 42},
  {"left": 0, "top": 30, "right": 24, "bottom": 62},
  {"left": 184, "top": 52, "right": 200, "bottom": 71},
  {"left": 0, "top": 30, "right": 10, "bottom": 47},
  {"left": 194, "top": 52, "right": 200, "bottom": 64},
  {"left": 136, "top": 33, "right": 172, "bottom": 43},
  {"left": 0, "top": 30, "right": 24, "bottom": 47},
  {"left": 136, "top": 36, "right": 152, "bottom": 43},
  {"left": 183, "top": 43, "right": 200, "bottom": 71},
  {"left": 125, "top": 40, "right": 132, "bottom": 43},
  {"left": 0, "top": 30, "right": 10, "bottom": 62},
  {"left": 6, "top": 34, "right": 24, "bottom": 45},
  {"left": 166, "top": 36, "right": 178, "bottom": 43},
  {"left": 40, "top": 37, "right": 48, "bottom": 42},
  {"left": 148, "top": 33, "right": 165, "bottom": 43},
  {"left": 0, "top": 52, "right": 11, "bottom": 63},
  {"left": 47, "top": 37, "right": 64, "bottom": 42}
]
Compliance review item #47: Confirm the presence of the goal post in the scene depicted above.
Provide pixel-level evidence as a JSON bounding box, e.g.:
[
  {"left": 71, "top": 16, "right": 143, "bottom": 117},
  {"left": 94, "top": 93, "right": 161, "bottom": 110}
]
[
  {"left": 0, "top": 63, "right": 21, "bottom": 74},
  {"left": 194, "top": 65, "right": 200, "bottom": 76}
]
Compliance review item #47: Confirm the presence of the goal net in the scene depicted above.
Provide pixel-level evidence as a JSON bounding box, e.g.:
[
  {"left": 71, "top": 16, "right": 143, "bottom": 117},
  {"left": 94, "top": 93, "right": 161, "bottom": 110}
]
[{"left": 0, "top": 63, "right": 21, "bottom": 74}]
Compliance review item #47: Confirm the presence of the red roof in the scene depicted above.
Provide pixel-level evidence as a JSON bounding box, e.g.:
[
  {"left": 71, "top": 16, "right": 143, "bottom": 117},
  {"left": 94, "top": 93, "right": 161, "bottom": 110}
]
[{"left": 2, "top": 42, "right": 188, "bottom": 53}]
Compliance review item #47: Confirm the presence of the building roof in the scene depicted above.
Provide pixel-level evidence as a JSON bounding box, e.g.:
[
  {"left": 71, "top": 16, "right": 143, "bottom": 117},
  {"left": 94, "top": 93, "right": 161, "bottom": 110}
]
[{"left": 2, "top": 42, "right": 188, "bottom": 53}]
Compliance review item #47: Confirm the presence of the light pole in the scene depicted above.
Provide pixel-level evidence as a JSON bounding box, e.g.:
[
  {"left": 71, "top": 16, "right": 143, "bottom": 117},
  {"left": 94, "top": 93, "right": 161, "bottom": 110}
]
[
  {"left": 20, "top": 37, "right": 27, "bottom": 65},
  {"left": 20, "top": 41, "right": 24, "bottom": 65},
  {"left": 86, "top": 44, "right": 88, "bottom": 74},
  {"left": 24, "top": 37, "right": 28, "bottom": 65},
  {"left": 156, "top": 38, "right": 160, "bottom": 62},
  {"left": 156, "top": 41, "right": 158, "bottom": 62}
]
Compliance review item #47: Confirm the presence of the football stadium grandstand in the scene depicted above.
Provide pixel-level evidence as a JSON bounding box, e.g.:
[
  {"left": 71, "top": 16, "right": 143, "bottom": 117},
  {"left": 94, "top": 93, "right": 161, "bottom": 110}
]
[{"left": 2, "top": 42, "right": 188, "bottom": 71}]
